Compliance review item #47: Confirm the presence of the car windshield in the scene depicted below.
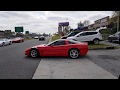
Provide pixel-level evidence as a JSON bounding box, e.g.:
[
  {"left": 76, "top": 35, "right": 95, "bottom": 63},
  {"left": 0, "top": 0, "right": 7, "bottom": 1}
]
[
  {"left": 45, "top": 40, "right": 57, "bottom": 46},
  {"left": 68, "top": 40, "right": 80, "bottom": 44},
  {"left": 67, "top": 32, "right": 72, "bottom": 37}
]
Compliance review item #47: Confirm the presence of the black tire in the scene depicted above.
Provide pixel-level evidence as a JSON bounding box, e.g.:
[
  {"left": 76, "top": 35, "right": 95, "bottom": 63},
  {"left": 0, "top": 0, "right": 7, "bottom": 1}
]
[
  {"left": 30, "top": 49, "right": 40, "bottom": 58},
  {"left": 69, "top": 49, "right": 80, "bottom": 59},
  {"left": 9, "top": 41, "right": 12, "bottom": 45},
  {"left": 93, "top": 39, "right": 99, "bottom": 44},
  {"left": 108, "top": 38, "right": 112, "bottom": 42}
]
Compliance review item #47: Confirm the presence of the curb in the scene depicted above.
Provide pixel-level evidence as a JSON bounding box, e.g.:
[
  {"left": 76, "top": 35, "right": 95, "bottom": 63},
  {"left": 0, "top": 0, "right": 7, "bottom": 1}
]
[{"left": 89, "top": 46, "right": 115, "bottom": 50}]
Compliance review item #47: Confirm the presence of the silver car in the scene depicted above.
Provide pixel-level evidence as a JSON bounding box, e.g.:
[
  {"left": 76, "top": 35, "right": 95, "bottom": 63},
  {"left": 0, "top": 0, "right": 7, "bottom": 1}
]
[
  {"left": 0, "top": 38, "right": 12, "bottom": 46},
  {"left": 108, "top": 31, "right": 120, "bottom": 42}
]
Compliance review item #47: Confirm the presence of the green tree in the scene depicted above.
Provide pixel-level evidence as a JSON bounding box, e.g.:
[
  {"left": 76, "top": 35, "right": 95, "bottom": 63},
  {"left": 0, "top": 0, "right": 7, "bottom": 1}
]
[{"left": 112, "top": 11, "right": 120, "bottom": 32}]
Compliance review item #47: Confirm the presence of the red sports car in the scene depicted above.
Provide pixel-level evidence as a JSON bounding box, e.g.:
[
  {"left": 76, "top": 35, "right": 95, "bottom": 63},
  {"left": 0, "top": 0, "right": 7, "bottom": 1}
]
[
  {"left": 25, "top": 39, "right": 88, "bottom": 59},
  {"left": 12, "top": 37, "right": 24, "bottom": 43}
]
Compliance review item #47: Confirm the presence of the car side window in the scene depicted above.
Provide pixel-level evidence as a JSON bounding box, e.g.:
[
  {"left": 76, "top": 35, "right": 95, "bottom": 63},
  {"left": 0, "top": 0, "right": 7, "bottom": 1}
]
[
  {"left": 86, "top": 32, "right": 98, "bottom": 35},
  {"left": 51, "top": 41, "right": 65, "bottom": 46},
  {"left": 79, "top": 32, "right": 86, "bottom": 36}
]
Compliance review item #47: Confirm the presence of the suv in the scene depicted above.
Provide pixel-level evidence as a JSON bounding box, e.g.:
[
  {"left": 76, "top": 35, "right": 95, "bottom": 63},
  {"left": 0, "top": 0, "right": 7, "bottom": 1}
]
[
  {"left": 67, "top": 31, "right": 103, "bottom": 44},
  {"left": 61, "top": 31, "right": 80, "bottom": 39},
  {"left": 108, "top": 31, "right": 120, "bottom": 42}
]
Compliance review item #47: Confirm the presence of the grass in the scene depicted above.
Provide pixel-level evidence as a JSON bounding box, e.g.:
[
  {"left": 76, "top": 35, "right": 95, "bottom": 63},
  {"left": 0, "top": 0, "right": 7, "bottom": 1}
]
[
  {"left": 51, "top": 34, "right": 61, "bottom": 41},
  {"left": 88, "top": 44, "right": 112, "bottom": 49},
  {"left": 114, "top": 46, "right": 120, "bottom": 49}
]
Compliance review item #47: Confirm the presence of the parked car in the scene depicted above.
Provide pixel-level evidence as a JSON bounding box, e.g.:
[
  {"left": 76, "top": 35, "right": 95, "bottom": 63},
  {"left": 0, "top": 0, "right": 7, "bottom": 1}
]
[
  {"left": 39, "top": 36, "right": 45, "bottom": 41},
  {"left": 61, "top": 31, "right": 80, "bottom": 39},
  {"left": 34, "top": 36, "right": 39, "bottom": 39},
  {"left": 108, "top": 31, "right": 120, "bottom": 42},
  {"left": 0, "top": 38, "right": 12, "bottom": 46},
  {"left": 25, "top": 39, "right": 88, "bottom": 59},
  {"left": 67, "top": 31, "right": 103, "bottom": 44},
  {"left": 12, "top": 37, "right": 24, "bottom": 43}
]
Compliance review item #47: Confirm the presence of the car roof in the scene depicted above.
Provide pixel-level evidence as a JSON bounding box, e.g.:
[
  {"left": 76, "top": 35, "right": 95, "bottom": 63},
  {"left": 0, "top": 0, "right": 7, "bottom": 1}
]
[{"left": 75, "top": 31, "right": 97, "bottom": 36}]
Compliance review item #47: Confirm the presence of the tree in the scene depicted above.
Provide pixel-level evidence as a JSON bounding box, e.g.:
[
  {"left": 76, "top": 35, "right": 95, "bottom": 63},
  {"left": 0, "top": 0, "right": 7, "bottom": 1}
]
[
  {"left": 83, "top": 20, "right": 91, "bottom": 27},
  {"left": 112, "top": 11, "right": 120, "bottom": 32},
  {"left": 77, "top": 21, "right": 84, "bottom": 28}
]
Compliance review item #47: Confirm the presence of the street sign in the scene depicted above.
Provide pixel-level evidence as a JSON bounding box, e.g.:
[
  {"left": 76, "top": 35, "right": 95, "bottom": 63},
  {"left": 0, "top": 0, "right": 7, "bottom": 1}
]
[
  {"left": 15, "top": 27, "right": 24, "bottom": 32},
  {"left": 59, "top": 22, "right": 69, "bottom": 26},
  {"left": 25, "top": 31, "right": 29, "bottom": 34}
]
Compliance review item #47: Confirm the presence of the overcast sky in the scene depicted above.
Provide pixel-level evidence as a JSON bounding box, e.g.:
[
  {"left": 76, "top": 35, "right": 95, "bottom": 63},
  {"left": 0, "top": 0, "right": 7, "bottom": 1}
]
[{"left": 0, "top": 11, "right": 112, "bottom": 34}]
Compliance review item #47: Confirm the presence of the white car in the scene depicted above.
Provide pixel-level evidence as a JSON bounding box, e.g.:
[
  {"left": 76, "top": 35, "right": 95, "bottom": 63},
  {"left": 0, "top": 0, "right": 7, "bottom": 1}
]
[
  {"left": 67, "top": 31, "right": 103, "bottom": 44},
  {"left": 34, "top": 36, "right": 39, "bottom": 39},
  {"left": 0, "top": 38, "right": 12, "bottom": 46}
]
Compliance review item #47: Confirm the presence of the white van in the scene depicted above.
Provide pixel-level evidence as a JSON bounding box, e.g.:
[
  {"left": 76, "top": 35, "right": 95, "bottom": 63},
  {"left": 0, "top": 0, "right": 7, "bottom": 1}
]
[{"left": 67, "top": 31, "right": 103, "bottom": 44}]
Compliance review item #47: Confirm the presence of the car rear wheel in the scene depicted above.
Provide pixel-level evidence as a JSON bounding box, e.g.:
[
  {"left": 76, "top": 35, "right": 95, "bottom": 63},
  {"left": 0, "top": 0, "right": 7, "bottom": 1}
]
[
  {"left": 108, "top": 38, "right": 112, "bottom": 42},
  {"left": 69, "top": 49, "right": 79, "bottom": 59},
  {"left": 30, "top": 49, "right": 39, "bottom": 58},
  {"left": 93, "top": 39, "right": 99, "bottom": 44}
]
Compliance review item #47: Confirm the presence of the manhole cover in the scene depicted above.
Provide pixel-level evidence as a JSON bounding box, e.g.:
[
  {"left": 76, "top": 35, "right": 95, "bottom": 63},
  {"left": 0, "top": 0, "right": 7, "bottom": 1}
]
[{"left": 98, "top": 55, "right": 117, "bottom": 60}]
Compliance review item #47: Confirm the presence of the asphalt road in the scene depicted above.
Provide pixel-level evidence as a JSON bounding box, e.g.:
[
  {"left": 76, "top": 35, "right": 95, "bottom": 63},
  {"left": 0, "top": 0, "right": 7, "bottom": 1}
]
[
  {"left": 0, "top": 37, "right": 50, "bottom": 79},
  {"left": 87, "top": 49, "right": 120, "bottom": 78}
]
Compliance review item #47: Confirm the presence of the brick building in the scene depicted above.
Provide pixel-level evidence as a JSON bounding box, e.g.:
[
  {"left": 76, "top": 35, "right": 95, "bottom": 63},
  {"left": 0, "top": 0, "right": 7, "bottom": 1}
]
[{"left": 88, "top": 16, "right": 110, "bottom": 30}]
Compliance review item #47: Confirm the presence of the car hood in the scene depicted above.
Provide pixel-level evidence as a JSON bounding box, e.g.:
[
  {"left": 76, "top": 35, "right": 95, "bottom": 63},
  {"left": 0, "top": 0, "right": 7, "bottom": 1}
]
[
  {"left": 108, "top": 35, "right": 114, "bottom": 37},
  {"left": 67, "top": 36, "right": 74, "bottom": 39},
  {"left": 32, "top": 44, "right": 46, "bottom": 48}
]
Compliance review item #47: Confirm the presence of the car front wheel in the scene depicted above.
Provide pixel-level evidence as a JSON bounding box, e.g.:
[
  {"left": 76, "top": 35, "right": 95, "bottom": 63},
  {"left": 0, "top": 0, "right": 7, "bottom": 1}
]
[
  {"left": 30, "top": 49, "right": 39, "bottom": 58},
  {"left": 9, "top": 41, "right": 12, "bottom": 45},
  {"left": 2, "top": 42, "right": 5, "bottom": 46},
  {"left": 69, "top": 49, "right": 79, "bottom": 59}
]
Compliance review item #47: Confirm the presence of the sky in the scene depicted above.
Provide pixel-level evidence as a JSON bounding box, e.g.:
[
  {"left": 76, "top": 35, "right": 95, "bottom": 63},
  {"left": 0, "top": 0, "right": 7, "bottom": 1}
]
[{"left": 0, "top": 11, "right": 112, "bottom": 34}]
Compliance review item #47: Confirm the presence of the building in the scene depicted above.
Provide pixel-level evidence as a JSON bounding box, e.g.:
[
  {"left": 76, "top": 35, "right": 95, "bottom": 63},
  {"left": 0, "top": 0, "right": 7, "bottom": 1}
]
[
  {"left": 0, "top": 30, "right": 5, "bottom": 38},
  {"left": 88, "top": 24, "right": 95, "bottom": 30},
  {"left": 93, "top": 16, "right": 110, "bottom": 29}
]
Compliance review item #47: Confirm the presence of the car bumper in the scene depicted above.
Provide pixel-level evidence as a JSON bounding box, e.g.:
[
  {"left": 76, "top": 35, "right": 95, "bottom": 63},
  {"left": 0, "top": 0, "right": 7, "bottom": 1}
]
[{"left": 25, "top": 48, "right": 31, "bottom": 56}]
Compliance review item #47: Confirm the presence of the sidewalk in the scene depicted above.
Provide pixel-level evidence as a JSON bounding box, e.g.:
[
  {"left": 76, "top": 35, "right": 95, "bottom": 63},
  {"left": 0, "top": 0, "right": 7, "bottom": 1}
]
[{"left": 33, "top": 57, "right": 117, "bottom": 79}]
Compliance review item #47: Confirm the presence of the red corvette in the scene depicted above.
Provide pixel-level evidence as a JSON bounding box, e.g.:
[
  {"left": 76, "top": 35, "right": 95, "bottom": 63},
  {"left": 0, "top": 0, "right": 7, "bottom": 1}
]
[
  {"left": 12, "top": 37, "right": 24, "bottom": 43},
  {"left": 25, "top": 39, "right": 88, "bottom": 59}
]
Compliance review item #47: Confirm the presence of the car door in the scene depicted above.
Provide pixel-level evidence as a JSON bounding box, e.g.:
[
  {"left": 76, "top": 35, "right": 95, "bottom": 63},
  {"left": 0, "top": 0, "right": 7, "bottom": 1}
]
[
  {"left": 43, "top": 40, "right": 67, "bottom": 56},
  {"left": 75, "top": 32, "right": 87, "bottom": 42},
  {"left": 5, "top": 39, "right": 9, "bottom": 45},
  {"left": 3, "top": 39, "right": 7, "bottom": 45},
  {"left": 85, "top": 32, "right": 96, "bottom": 41},
  {"left": 114, "top": 32, "right": 120, "bottom": 41}
]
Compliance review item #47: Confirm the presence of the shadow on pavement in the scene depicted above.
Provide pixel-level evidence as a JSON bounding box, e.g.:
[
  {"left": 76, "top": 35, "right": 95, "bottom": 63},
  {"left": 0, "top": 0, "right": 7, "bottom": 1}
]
[
  {"left": 24, "top": 56, "right": 41, "bottom": 61},
  {"left": 24, "top": 56, "right": 88, "bottom": 61}
]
